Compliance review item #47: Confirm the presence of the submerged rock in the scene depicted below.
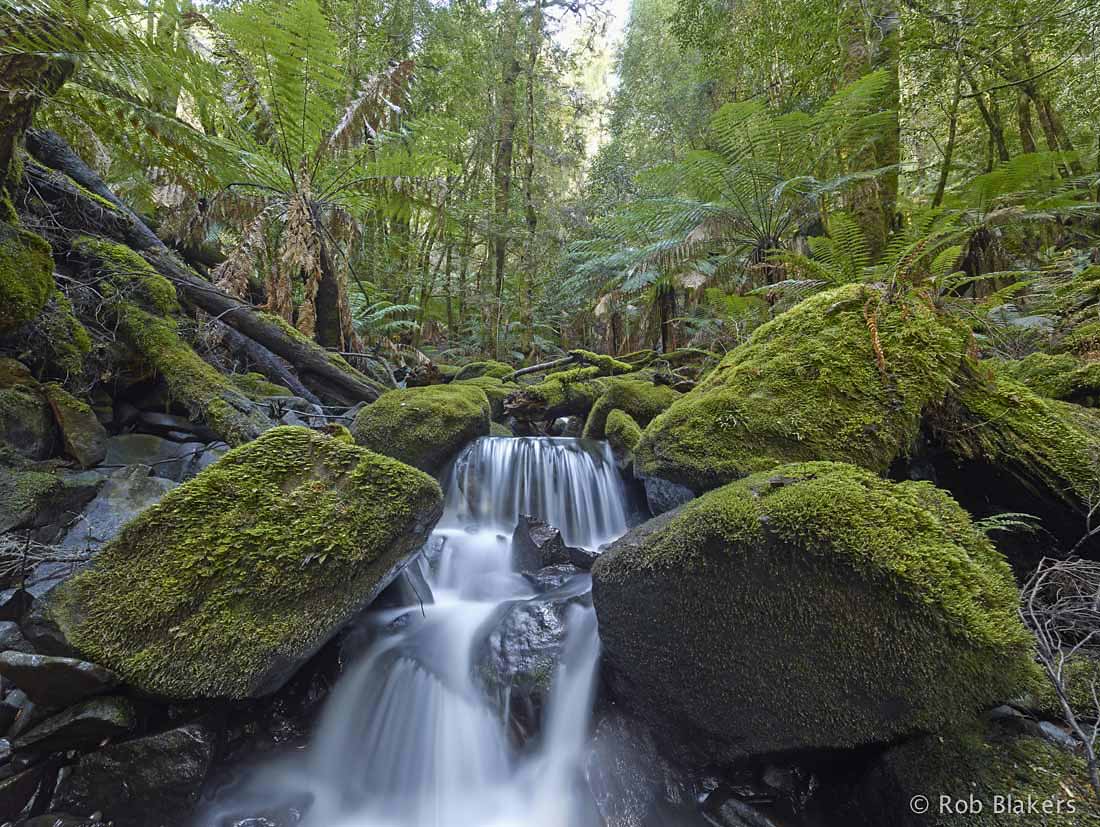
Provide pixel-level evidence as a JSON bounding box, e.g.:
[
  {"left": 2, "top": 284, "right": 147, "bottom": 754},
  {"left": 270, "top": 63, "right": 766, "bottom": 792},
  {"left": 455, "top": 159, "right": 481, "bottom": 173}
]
[
  {"left": 50, "top": 723, "right": 215, "bottom": 827},
  {"left": 47, "top": 426, "right": 443, "bottom": 700},
  {"left": 634, "top": 284, "right": 968, "bottom": 494},
  {"left": 592, "top": 462, "right": 1036, "bottom": 762},
  {"left": 352, "top": 384, "right": 491, "bottom": 475}
]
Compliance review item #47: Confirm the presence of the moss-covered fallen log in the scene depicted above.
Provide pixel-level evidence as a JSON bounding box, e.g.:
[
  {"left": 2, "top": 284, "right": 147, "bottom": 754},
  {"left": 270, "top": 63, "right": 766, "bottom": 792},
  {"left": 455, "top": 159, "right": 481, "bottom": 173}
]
[{"left": 20, "top": 133, "right": 386, "bottom": 407}]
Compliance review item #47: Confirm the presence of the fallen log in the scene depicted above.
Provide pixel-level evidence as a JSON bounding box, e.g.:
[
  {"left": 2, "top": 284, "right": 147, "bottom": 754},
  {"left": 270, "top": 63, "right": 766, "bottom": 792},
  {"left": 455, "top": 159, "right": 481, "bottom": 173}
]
[{"left": 21, "top": 132, "right": 385, "bottom": 406}]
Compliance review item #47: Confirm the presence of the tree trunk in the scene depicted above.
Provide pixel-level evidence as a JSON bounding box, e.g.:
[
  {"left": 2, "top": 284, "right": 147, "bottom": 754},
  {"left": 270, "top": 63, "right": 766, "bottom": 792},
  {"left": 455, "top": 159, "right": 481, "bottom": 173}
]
[
  {"left": 933, "top": 64, "right": 963, "bottom": 208},
  {"left": 491, "top": 0, "right": 521, "bottom": 358}
]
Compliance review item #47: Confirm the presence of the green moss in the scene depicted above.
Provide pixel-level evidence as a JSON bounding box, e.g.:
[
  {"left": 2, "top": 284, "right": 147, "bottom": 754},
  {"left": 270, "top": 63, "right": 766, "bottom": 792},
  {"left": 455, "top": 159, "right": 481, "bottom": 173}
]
[
  {"left": 858, "top": 719, "right": 1100, "bottom": 826},
  {"left": 36, "top": 292, "right": 92, "bottom": 378},
  {"left": 229, "top": 372, "right": 292, "bottom": 400},
  {"left": 73, "top": 236, "right": 179, "bottom": 315},
  {"left": 507, "top": 366, "right": 610, "bottom": 420},
  {"left": 582, "top": 377, "right": 680, "bottom": 440},
  {"left": 453, "top": 360, "right": 514, "bottom": 381},
  {"left": 0, "top": 465, "right": 62, "bottom": 533},
  {"left": 605, "top": 409, "right": 642, "bottom": 458},
  {"left": 50, "top": 426, "right": 444, "bottom": 700},
  {"left": 995, "top": 353, "right": 1100, "bottom": 406},
  {"left": 568, "top": 349, "right": 633, "bottom": 376},
  {"left": 0, "top": 221, "right": 54, "bottom": 334},
  {"left": 1055, "top": 320, "right": 1100, "bottom": 356},
  {"left": 115, "top": 304, "right": 268, "bottom": 445},
  {"left": 592, "top": 461, "right": 1037, "bottom": 756},
  {"left": 936, "top": 364, "right": 1100, "bottom": 515},
  {"left": 352, "top": 384, "right": 491, "bottom": 474},
  {"left": 490, "top": 421, "right": 514, "bottom": 437},
  {"left": 634, "top": 284, "right": 970, "bottom": 493},
  {"left": 454, "top": 376, "right": 516, "bottom": 419}
]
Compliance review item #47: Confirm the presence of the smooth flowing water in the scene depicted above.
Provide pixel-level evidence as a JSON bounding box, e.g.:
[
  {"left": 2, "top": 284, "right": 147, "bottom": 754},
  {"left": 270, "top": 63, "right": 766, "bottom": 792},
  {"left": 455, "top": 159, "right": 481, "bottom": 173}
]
[{"left": 205, "top": 436, "right": 629, "bottom": 827}]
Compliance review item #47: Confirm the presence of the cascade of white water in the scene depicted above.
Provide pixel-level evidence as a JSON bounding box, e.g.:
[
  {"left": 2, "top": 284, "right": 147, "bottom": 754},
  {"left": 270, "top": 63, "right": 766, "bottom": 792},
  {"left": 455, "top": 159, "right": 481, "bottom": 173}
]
[{"left": 203, "top": 436, "right": 629, "bottom": 827}]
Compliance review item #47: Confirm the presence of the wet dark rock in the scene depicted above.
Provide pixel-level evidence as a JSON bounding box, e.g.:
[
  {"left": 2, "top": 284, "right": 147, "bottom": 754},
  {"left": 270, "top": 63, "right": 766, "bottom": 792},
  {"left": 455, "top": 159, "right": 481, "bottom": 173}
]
[
  {"left": 104, "top": 435, "right": 227, "bottom": 483},
  {"left": 135, "top": 411, "right": 219, "bottom": 442},
  {"left": 19, "top": 604, "right": 79, "bottom": 658},
  {"left": 57, "top": 465, "right": 176, "bottom": 555},
  {"left": 0, "top": 383, "right": 57, "bottom": 461},
  {"left": 0, "top": 653, "right": 119, "bottom": 709},
  {"left": 474, "top": 576, "right": 591, "bottom": 735},
  {"left": 0, "top": 622, "right": 33, "bottom": 654},
  {"left": 50, "top": 723, "right": 215, "bottom": 827},
  {"left": 584, "top": 708, "right": 699, "bottom": 827},
  {"left": 641, "top": 476, "right": 694, "bottom": 516},
  {"left": 0, "top": 695, "right": 20, "bottom": 732},
  {"left": 702, "top": 793, "right": 784, "bottom": 827},
  {"left": 17, "top": 816, "right": 108, "bottom": 827},
  {"left": 511, "top": 515, "right": 587, "bottom": 573},
  {"left": 525, "top": 563, "right": 582, "bottom": 592},
  {"left": 11, "top": 696, "right": 135, "bottom": 755},
  {"left": 0, "top": 766, "right": 44, "bottom": 820}
]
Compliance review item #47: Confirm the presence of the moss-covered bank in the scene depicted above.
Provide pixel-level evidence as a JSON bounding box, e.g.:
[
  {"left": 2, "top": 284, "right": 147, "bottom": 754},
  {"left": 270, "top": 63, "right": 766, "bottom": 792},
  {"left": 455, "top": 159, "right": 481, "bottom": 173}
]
[
  {"left": 50, "top": 427, "right": 443, "bottom": 699},
  {"left": 0, "top": 220, "right": 54, "bottom": 334},
  {"left": 634, "top": 284, "right": 969, "bottom": 493},
  {"left": 592, "top": 461, "right": 1036, "bottom": 761},
  {"left": 996, "top": 352, "right": 1100, "bottom": 406},
  {"left": 352, "top": 384, "right": 491, "bottom": 474}
]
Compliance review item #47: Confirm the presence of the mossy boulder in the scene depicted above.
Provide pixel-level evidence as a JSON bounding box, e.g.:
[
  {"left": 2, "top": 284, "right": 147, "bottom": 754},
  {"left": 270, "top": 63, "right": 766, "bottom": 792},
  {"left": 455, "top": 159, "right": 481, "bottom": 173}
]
[
  {"left": 0, "top": 221, "right": 54, "bottom": 334},
  {"left": 852, "top": 718, "right": 1100, "bottom": 826},
  {"left": 591, "top": 462, "right": 1036, "bottom": 762},
  {"left": 634, "top": 284, "right": 969, "bottom": 493},
  {"left": 605, "top": 409, "right": 642, "bottom": 469},
  {"left": 996, "top": 353, "right": 1100, "bottom": 406},
  {"left": 928, "top": 363, "right": 1100, "bottom": 553},
  {"left": 453, "top": 360, "right": 513, "bottom": 381},
  {"left": 42, "top": 383, "right": 107, "bottom": 468},
  {"left": 351, "top": 384, "right": 490, "bottom": 475},
  {"left": 49, "top": 427, "right": 443, "bottom": 699},
  {"left": 0, "top": 364, "right": 57, "bottom": 460},
  {"left": 582, "top": 378, "right": 680, "bottom": 440},
  {"left": 0, "top": 465, "right": 63, "bottom": 533}
]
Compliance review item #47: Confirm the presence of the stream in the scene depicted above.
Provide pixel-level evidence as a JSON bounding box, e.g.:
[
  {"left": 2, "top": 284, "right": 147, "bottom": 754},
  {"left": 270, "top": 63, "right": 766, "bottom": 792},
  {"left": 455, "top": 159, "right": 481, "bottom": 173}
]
[{"left": 203, "top": 436, "right": 631, "bottom": 827}]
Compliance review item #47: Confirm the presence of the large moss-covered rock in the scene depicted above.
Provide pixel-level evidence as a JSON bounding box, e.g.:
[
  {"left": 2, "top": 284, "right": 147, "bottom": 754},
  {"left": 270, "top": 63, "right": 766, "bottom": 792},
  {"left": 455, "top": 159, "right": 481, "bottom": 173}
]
[
  {"left": 605, "top": 409, "right": 642, "bottom": 463},
  {"left": 0, "top": 221, "right": 54, "bottom": 334},
  {"left": 928, "top": 363, "right": 1100, "bottom": 553},
  {"left": 852, "top": 718, "right": 1100, "bottom": 826},
  {"left": 351, "top": 384, "right": 490, "bottom": 474},
  {"left": 634, "top": 284, "right": 969, "bottom": 493},
  {"left": 49, "top": 427, "right": 443, "bottom": 699},
  {"left": 582, "top": 377, "right": 680, "bottom": 440},
  {"left": 592, "top": 462, "right": 1035, "bottom": 762}
]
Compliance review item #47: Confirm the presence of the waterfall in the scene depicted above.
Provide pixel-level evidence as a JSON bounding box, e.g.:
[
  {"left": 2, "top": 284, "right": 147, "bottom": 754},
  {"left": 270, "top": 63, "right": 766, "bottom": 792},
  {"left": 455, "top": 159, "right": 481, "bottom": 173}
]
[{"left": 203, "top": 436, "right": 629, "bottom": 827}]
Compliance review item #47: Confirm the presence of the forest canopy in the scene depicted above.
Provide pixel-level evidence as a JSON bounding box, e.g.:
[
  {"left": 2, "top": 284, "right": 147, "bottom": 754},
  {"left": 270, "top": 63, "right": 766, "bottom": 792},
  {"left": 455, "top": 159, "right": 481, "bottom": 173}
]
[{"left": 2, "top": 0, "right": 1099, "bottom": 369}]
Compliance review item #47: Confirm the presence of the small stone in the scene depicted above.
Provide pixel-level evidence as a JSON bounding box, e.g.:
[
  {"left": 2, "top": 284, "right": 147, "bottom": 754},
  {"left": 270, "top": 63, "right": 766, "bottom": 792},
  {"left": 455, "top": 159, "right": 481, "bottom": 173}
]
[
  {"left": 0, "top": 652, "right": 119, "bottom": 708},
  {"left": 0, "top": 622, "right": 33, "bottom": 654},
  {"left": 11, "top": 696, "right": 135, "bottom": 755}
]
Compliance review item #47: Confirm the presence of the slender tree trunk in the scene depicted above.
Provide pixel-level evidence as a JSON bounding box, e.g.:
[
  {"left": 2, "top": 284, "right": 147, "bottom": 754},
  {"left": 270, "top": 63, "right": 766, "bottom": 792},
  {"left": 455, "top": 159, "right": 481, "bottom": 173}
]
[
  {"left": 491, "top": 0, "right": 521, "bottom": 358},
  {"left": 933, "top": 64, "right": 963, "bottom": 208},
  {"left": 962, "top": 64, "right": 1010, "bottom": 165},
  {"left": 519, "top": 0, "right": 542, "bottom": 357},
  {"left": 1017, "top": 91, "right": 1037, "bottom": 154}
]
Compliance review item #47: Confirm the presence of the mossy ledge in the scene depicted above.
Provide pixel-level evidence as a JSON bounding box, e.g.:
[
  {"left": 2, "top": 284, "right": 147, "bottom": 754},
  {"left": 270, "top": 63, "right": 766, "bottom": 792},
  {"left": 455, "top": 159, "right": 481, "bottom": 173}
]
[
  {"left": 582, "top": 377, "right": 680, "bottom": 440},
  {"left": 352, "top": 384, "right": 491, "bottom": 474},
  {"left": 634, "top": 284, "right": 970, "bottom": 493},
  {"left": 592, "top": 461, "right": 1036, "bottom": 761},
  {"left": 50, "top": 426, "right": 444, "bottom": 700}
]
